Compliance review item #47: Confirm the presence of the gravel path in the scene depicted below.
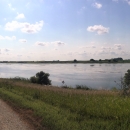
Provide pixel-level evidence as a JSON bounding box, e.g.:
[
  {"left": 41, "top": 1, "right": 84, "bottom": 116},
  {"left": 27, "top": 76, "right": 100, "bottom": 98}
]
[{"left": 0, "top": 99, "right": 32, "bottom": 130}]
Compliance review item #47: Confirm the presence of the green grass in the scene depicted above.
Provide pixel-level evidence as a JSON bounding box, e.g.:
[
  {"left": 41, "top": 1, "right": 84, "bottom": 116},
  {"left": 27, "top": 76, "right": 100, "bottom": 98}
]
[{"left": 0, "top": 78, "right": 130, "bottom": 130}]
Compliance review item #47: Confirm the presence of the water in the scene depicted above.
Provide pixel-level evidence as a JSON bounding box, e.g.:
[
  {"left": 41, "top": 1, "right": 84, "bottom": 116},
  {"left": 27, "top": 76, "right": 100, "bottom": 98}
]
[{"left": 0, "top": 63, "right": 129, "bottom": 89}]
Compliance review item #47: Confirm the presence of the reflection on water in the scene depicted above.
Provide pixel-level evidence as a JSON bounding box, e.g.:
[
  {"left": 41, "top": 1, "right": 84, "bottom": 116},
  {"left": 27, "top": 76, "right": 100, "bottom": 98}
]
[{"left": 0, "top": 63, "right": 130, "bottom": 89}]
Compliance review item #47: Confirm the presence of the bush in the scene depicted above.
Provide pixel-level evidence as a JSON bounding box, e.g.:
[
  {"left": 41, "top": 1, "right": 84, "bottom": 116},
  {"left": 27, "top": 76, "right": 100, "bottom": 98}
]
[
  {"left": 115, "top": 70, "right": 130, "bottom": 96},
  {"left": 30, "top": 76, "right": 37, "bottom": 83},
  {"left": 10, "top": 76, "right": 29, "bottom": 82},
  {"left": 124, "top": 69, "right": 130, "bottom": 86},
  {"left": 74, "top": 59, "right": 77, "bottom": 62},
  {"left": 76, "top": 85, "right": 90, "bottom": 90},
  {"left": 90, "top": 59, "right": 95, "bottom": 62},
  {"left": 30, "top": 71, "right": 51, "bottom": 85}
]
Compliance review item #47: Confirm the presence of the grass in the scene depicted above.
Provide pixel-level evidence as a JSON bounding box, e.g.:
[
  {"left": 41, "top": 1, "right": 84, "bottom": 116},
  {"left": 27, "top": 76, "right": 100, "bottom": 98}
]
[{"left": 0, "top": 78, "right": 130, "bottom": 130}]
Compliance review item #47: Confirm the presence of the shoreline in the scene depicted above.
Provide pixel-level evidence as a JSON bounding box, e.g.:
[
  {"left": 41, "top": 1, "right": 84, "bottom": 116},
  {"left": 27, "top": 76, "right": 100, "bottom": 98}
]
[{"left": 0, "top": 61, "right": 130, "bottom": 64}]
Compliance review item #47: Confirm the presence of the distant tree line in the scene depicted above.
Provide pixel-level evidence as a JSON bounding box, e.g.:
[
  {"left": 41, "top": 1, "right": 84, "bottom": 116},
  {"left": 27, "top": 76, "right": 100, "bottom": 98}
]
[{"left": 89, "top": 57, "right": 123, "bottom": 62}]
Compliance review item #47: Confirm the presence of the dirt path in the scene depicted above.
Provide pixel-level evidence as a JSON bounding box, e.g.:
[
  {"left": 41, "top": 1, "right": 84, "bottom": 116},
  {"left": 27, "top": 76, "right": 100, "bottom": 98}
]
[{"left": 0, "top": 99, "right": 32, "bottom": 130}]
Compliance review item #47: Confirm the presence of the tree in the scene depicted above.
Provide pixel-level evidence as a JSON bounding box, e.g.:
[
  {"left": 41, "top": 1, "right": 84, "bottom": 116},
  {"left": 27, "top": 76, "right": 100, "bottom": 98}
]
[
  {"left": 30, "top": 71, "right": 51, "bottom": 85},
  {"left": 124, "top": 69, "right": 130, "bottom": 86},
  {"left": 115, "top": 70, "right": 130, "bottom": 96},
  {"left": 90, "top": 59, "right": 95, "bottom": 62},
  {"left": 108, "top": 60, "right": 111, "bottom": 63},
  {"left": 74, "top": 59, "right": 77, "bottom": 62},
  {"left": 30, "top": 76, "right": 37, "bottom": 83}
]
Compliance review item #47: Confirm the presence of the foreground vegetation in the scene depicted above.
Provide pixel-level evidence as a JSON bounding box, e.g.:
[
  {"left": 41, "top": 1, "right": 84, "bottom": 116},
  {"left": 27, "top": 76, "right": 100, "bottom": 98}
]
[{"left": 0, "top": 79, "right": 130, "bottom": 130}]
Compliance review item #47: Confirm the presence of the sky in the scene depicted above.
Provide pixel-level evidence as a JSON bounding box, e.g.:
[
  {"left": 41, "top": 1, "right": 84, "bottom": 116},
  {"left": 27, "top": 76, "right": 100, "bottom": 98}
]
[{"left": 0, "top": 0, "right": 130, "bottom": 61}]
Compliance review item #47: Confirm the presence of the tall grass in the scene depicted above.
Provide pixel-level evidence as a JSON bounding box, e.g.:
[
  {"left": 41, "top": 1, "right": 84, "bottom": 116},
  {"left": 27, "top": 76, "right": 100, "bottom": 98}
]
[{"left": 0, "top": 78, "right": 130, "bottom": 130}]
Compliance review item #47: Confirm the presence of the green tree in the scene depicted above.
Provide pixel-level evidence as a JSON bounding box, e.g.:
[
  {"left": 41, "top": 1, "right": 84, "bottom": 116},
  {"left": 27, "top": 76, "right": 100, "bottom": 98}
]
[
  {"left": 124, "top": 69, "right": 130, "bottom": 86},
  {"left": 30, "top": 76, "right": 37, "bottom": 83},
  {"left": 30, "top": 71, "right": 51, "bottom": 85},
  {"left": 115, "top": 70, "right": 130, "bottom": 96},
  {"left": 90, "top": 59, "right": 95, "bottom": 62},
  {"left": 74, "top": 59, "right": 77, "bottom": 62}
]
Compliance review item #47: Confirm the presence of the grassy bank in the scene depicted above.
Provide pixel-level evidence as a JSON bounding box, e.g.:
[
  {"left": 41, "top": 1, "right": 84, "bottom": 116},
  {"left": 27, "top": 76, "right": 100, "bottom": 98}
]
[{"left": 0, "top": 78, "right": 130, "bottom": 130}]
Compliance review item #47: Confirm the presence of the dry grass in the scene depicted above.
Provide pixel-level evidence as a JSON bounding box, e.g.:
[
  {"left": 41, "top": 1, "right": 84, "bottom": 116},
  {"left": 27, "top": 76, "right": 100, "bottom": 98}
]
[{"left": 0, "top": 78, "right": 119, "bottom": 96}]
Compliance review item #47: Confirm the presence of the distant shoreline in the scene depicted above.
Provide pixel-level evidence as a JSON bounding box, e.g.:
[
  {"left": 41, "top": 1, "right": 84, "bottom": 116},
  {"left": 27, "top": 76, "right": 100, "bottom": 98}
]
[{"left": 0, "top": 60, "right": 130, "bottom": 64}]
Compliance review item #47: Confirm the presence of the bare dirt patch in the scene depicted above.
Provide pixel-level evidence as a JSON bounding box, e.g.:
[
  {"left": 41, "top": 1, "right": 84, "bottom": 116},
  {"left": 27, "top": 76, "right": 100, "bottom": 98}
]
[{"left": 0, "top": 99, "right": 32, "bottom": 130}]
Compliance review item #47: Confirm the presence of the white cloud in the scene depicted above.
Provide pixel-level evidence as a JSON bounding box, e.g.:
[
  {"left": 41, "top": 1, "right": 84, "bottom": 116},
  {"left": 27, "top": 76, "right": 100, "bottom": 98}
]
[
  {"left": 0, "top": 35, "right": 16, "bottom": 40},
  {"left": 87, "top": 25, "right": 109, "bottom": 35},
  {"left": 98, "top": 50, "right": 109, "bottom": 55},
  {"left": 4, "top": 49, "right": 11, "bottom": 52},
  {"left": 5, "top": 36, "right": 16, "bottom": 40},
  {"left": 114, "top": 44, "right": 122, "bottom": 50},
  {"left": 67, "top": 52, "right": 73, "bottom": 55},
  {"left": 4, "top": 18, "right": 7, "bottom": 21},
  {"left": 101, "top": 46, "right": 111, "bottom": 50},
  {"left": 77, "top": 6, "right": 86, "bottom": 14},
  {"left": 5, "top": 21, "right": 22, "bottom": 31},
  {"left": 53, "top": 48, "right": 58, "bottom": 51},
  {"left": 16, "top": 13, "right": 25, "bottom": 19},
  {"left": 26, "top": 2, "right": 30, "bottom": 7},
  {"left": 52, "top": 41, "right": 65, "bottom": 46},
  {"left": 8, "top": 3, "right": 15, "bottom": 11},
  {"left": 19, "top": 39, "right": 27, "bottom": 43},
  {"left": 5, "top": 20, "right": 44, "bottom": 33},
  {"left": 0, "top": 48, "right": 12, "bottom": 54},
  {"left": 78, "top": 52, "right": 87, "bottom": 55},
  {"left": 87, "top": 45, "right": 96, "bottom": 48},
  {"left": 82, "top": 45, "right": 96, "bottom": 48},
  {"left": 0, "top": 35, "right": 4, "bottom": 40},
  {"left": 17, "top": 55, "right": 22, "bottom": 57},
  {"left": 35, "top": 41, "right": 47, "bottom": 46},
  {"left": 110, "top": 51, "right": 117, "bottom": 55},
  {"left": 112, "top": 0, "right": 118, "bottom": 2},
  {"left": 35, "top": 40, "right": 65, "bottom": 47},
  {"left": 21, "top": 21, "right": 43, "bottom": 33},
  {"left": 125, "top": 0, "right": 130, "bottom": 5},
  {"left": 93, "top": 2, "right": 102, "bottom": 9}
]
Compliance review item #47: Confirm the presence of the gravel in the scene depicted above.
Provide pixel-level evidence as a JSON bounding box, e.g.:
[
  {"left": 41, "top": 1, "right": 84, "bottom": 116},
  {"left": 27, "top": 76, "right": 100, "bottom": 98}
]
[{"left": 0, "top": 99, "right": 32, "bottom": 130}]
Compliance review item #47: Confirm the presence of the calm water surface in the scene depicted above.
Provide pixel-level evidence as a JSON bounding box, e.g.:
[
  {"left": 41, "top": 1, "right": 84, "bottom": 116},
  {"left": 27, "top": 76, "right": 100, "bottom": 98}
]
[{"left": 0, "top": 63, "right": 130, "bottom": 89}]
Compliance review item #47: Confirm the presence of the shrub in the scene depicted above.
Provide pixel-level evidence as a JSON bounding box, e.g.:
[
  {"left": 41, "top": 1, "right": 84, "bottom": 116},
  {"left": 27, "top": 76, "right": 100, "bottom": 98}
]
[
  {"left": 115, "top": 70, "right": 130, "bottom": 96},
  {"left": 30, "top": 71, "right": 51, "bottom": 85},
  {"left": 30, "top": 76, "right": 37, "bottom": 83},
  {"left": 74, "top": 59, "right": 77, "bottom": 62},
  {"left": 90, "top": 59, "right": 95, "bottom": 62},
  {"left": 10, "top": 76, "right": 29, "bottom": 82},
  {"left": 124, "top": 69, "right": 130, "bottom": 86},
  {"left": 76, "top": 85, "right": 90, "bottom": 90}
]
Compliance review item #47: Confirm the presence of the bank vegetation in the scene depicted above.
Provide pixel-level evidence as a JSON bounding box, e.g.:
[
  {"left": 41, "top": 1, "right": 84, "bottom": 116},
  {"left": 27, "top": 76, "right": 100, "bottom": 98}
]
[{"left": 0, "top": 78, "right": 130, "bottom": 130}]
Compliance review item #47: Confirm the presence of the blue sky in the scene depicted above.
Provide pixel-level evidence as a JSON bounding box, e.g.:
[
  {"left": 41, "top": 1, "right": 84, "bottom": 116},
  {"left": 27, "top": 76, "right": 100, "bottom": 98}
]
[{"left": 0, "top": 0, "right": 130, "bottom": 61}]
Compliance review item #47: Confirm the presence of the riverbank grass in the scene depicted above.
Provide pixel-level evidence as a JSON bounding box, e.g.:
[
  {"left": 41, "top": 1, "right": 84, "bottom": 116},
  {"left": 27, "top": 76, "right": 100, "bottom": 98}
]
[{"left": 0, "top": 78, "right": 130, "bottom": 130}]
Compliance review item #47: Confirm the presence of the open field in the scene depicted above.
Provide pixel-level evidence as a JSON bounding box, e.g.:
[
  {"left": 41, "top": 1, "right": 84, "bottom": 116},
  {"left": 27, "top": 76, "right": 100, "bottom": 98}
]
[{"left": 0, "top": 78, "right": 130, "bottom": 130}]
